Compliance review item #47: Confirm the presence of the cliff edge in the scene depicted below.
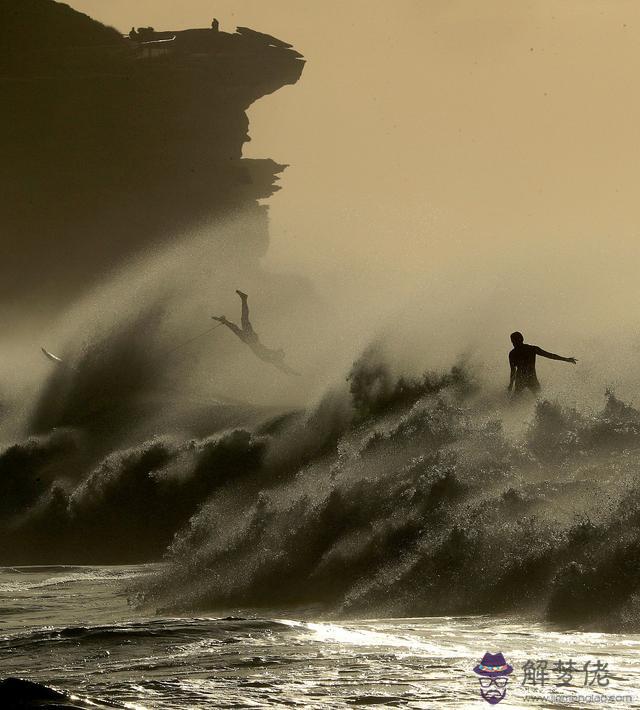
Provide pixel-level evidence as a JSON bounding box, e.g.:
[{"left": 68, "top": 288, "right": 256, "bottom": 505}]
[{"left": 0, "top": 0, "right": 304, "bottom": 308}]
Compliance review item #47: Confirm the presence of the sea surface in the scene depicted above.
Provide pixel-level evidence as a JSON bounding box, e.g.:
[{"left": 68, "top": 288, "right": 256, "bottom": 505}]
[{"left": 1, "top": 565, "right": 639, "bottom": 709}]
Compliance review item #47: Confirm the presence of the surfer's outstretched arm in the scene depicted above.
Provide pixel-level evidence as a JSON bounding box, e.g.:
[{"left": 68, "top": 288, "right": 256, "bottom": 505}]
[
  {"left": 212, "top": 316, "right": 243, "bottom": 339},
  {"left": 535, "top": 347, "right": 577, "bottom": 364}
]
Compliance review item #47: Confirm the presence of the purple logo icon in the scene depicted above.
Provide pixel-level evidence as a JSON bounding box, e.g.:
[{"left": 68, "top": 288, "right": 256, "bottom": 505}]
[{"left": 473, "top": 652, "right": 514, "bottom": 705}]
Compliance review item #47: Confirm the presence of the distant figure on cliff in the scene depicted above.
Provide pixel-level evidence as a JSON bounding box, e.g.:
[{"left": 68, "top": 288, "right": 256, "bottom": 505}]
[
  {"left": 508, "top": 331, "right": 577, "bottom": 395},
  {"left": 213, "top": 290, "right": 300, "bottom": 376},
  {"left": 211, "top": 18, "right": 220, "bottom": 31},
  {"left": 129, "top": 27, "right": 138, "bottom": 40}
]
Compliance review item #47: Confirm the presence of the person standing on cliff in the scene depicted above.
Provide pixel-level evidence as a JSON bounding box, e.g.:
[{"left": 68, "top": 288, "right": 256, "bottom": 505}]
[
  {"left": 211, "top": 18, "right": 220, "bottom": 31},
  {"left": 508, "top": 331, "right": 577, "bottom": 395}
]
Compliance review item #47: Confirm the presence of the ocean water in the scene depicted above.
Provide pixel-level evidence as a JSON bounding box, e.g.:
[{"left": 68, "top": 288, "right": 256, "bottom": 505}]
[{"left": 1, "top": 565, "right": 639, "bottom": 709}]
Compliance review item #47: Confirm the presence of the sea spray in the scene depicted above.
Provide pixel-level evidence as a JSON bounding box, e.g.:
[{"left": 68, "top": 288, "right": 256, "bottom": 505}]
[
  {"left": 4, "top": 344, "right": 640, "bottom": 630},
  {"left": 137, "top": 352, "right": 640, "bottom": 631}
]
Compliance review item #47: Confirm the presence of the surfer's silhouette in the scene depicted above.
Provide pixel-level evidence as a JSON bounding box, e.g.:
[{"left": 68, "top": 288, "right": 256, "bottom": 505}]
[
  {"left": 508, "top": 331, "right": 576, "bottom": 395},
  {"left": 213, "top": 290, "right": 300, "bottom": 376}
]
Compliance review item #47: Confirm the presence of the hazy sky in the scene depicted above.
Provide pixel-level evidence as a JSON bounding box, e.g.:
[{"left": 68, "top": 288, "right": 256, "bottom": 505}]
[{"left": 66, "top": 1, "right": 640, "bottom": 394}]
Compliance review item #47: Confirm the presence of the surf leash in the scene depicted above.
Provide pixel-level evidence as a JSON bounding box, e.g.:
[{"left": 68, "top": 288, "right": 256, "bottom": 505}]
[{"left": 162, "top": 322, "right": 225, "bottom": 358}]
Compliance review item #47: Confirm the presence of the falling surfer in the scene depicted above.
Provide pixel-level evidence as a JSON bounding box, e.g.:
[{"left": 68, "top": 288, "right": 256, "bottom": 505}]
[{"left": 213, "top": 290, "right": 300, "bottom": 376}]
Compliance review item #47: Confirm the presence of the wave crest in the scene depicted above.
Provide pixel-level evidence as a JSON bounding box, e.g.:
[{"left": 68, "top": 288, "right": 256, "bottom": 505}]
[{"left": 138, "top": 359, "right": 640, "bottom": 631}]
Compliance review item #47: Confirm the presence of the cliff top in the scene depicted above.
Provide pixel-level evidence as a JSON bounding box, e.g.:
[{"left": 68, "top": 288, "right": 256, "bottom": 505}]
[{"left": 0, "top": 0, "right": 303, "bottom": 77}]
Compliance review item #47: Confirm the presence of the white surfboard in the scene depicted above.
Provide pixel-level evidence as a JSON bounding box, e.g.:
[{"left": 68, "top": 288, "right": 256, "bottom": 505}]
[{"left": 41, "top": 347, "right": 63, "bottom": 363}]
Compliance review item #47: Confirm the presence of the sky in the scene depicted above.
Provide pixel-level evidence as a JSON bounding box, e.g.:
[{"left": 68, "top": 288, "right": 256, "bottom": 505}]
[{"left": 65, "top": 0, "right": 640, "bottom": 397}]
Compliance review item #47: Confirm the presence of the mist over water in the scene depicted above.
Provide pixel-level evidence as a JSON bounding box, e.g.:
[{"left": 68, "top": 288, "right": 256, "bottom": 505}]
[
  {"left": 3, "top": 137, "right": 640, "bottom": 628},
  {"left": 5, "top": 218, "right": 640, "bottom": 634}
]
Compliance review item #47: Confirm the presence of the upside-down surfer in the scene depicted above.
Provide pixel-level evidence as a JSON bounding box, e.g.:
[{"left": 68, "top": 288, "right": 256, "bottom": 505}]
[
  {"left": 213, "top": 290, "right": 300, "bottom": 376},
  {"left": 508, "top": 331, "right": 577, "bottom": 395}
]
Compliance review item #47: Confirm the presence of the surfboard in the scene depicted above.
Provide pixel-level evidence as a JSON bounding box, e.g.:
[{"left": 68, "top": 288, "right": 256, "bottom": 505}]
[{"left": 41, "top": 347, "right": 63, "bottom": 363}]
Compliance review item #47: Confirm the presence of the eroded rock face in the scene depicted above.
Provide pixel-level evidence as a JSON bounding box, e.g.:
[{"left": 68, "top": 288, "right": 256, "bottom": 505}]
[{"left": 0, "top": 1, "right": 304, "bottom": 309}]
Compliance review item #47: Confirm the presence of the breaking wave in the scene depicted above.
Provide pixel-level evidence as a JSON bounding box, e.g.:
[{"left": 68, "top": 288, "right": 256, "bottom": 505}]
[
  {"left": 4, "top": 339, "right": 640, "bottom": 631},
  {"left": 138, "top": 347, "right": 640, "bottom": 632}
]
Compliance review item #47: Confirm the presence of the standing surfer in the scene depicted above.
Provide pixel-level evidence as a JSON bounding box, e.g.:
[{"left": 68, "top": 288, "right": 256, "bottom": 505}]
[{"left": 508, "top": 331, "right": 577, "bottom": 395}]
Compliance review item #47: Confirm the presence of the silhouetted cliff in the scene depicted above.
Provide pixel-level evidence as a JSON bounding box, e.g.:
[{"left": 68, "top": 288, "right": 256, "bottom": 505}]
[{"left": 0, "top": 0, "right": 304, "bottom": 308}]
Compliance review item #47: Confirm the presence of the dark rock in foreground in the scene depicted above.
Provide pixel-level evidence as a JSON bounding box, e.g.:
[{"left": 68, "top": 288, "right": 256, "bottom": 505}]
[{"left": 0, "top": 677, "right": 103, "bottom": 709}]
